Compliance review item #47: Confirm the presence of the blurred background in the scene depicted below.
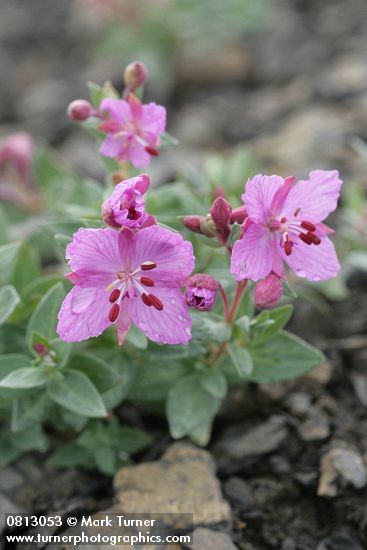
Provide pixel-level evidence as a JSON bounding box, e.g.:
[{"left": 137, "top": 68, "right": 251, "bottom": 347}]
[{"left": 1, "top": 1, "right": 367, "bottom": 548}]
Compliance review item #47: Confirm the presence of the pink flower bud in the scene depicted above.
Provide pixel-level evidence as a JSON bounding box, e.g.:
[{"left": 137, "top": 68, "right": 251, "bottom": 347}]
[
  {"left": 67, "top": 99, "right": 94, "bottom": 121},
  {"left": 254, "top": 274, "right": 283, "bottom": 309},
  {"left": 183, "top": 215, "right": 203, "bottom": 234},
  {"left": 200, "top": 215, "right": 217, "bottom": 238},
  {"left": 210, "top": 197, "right": 232, "bottom": 243},
  {"left": 123, "top": 61, "right": 149, "bottom": 91},
  {"left": 101, "top": 197, "right": 120, "bottom": 228},
  {"left": 230, "top": 205, "right": 248, "bottom": 224},
  {"left": 33, "top": 342, "right": 49, "bottom": 357},
  {"left": 185, "top": 274, "right": 219, "bottom": 311}
]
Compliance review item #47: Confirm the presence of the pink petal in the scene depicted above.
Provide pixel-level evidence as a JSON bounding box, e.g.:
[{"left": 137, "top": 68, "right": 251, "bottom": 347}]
[
  {"left": 243, "top": 174, "right": 285, "bottom": 224},
  {"left": 57, "top": 286, "right": 111, "bottom": 342},
  {"left": 134, "top": 173, "right": 150, "bottom": 195},
  {"left": 127, "top": 142, "right": 151, "bottom": 168},
  {"left": 99, "top": 98, "right": 132, "bottom": 125},
  {"left": 282, "top": 236, "right": 340, "bottom": 281},
  {"left": 281, "top": 170, "right": 343, "bottom": 223},
  {"left": 230, "top": 223, "right": 275, "bottom": 281},
  {"left": 99, "top": 135, "right": 126, "bottom": 158},
  {"left": 66, "top": 228, "right": 124, "bottom": 278},
  {"left": 132, "top": 225, "right": 195, "bottom": 283},
  {"left": 116, "top": 298, "right": 132, "bottom": 345},
  {"left": 141, "top": 103, "right": 166, "bottom": 136},
  {"left": 130, "top": 287, "right": 191, "bottom": 345}
]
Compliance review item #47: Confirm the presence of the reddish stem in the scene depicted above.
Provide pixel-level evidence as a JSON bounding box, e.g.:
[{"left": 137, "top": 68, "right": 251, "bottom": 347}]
[{"left": 219, "top": 285, "right": 230, "bottom": 320}]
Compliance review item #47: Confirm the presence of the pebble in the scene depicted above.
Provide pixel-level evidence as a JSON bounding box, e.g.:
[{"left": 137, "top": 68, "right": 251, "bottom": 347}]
[
  {"left": 318, "top": 447, "right": 367, "bottom": 497},
  {"left": 189, "top": 527, "right": 238, "bottom": 550}
]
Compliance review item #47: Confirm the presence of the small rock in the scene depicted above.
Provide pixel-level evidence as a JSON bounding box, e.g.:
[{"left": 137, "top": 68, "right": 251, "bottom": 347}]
[
  {"left": 318, "top": 447, "right": 367, "bottom": 497},
  {"left": 317, "top": 533, "right": 365, "bottom": 550},
  {"left": 0, "top": 467, "right": 24, "bottom": 494},
  {"left": 189, "top": 528, "right": 238, "bottom": 550},
  {"left": 114, "top": 443, "right": 231, "bottom": 529},
  {"left": 301, "top": 362, "right": 333, "bottom": 388},
  {"left": 298, "top": 409, "right": 330, "bottom": 441},
  {"left": 286, "top": 392, "right": 312, "bottom": 416},
  {"left": 215, "top": 416, "right": 288, "bottom": 460},
  {"left": 351, "top": 374, "right": 367, "bottom": 407},
  {"left": 223, "top": 477, "right": 253, "bottom": 511}
]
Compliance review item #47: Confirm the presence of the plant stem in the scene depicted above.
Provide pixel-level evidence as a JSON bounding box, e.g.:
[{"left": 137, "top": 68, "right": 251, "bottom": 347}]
[{"left": 219, "top": 285, "right": 230, "bottom": 320}]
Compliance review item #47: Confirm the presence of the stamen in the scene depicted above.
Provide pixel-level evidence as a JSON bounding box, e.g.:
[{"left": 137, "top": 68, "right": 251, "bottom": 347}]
[
  {"left": 284, "top": 237, "right": 293, "bottom": 256},
  {"left": 145, "top": 145, "right": 159, "bottom": 156},
  {"left": 299, "top": 232, "right": 314, "bottom": 245},
  {"left": 141, "top": 293, "right": 153, "bottom": 307},
  {"left": 108, "top": 303, "right": 120, "bottom": 322},
  {"left": 294, "top": 208, "right": 301, "bottom": 217},
  {"left": 301, "top": 220, "right": 316, "bottom": 232},
  {"left": 109, "top": 288, "right": 121, "bottom": 303},
  {"left": 141, "top": 261, "right": 157, "bottom": 271},
  {"left": 280, "top": 217, "right": 287, "bottom": 223},
  {"left": 312, "top": 235, "right": 321, "bottom": 245},
  {"left": 148, "top": 294, "right": 164, "bottom": 311},
  {"left": 140, "top": 276, "right": 155, "bottom": 287}
]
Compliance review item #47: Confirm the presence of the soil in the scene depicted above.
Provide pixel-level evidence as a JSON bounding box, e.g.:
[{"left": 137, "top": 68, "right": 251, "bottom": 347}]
[{"left": 1, "top": 0, "right": 367, "bottom": 548}]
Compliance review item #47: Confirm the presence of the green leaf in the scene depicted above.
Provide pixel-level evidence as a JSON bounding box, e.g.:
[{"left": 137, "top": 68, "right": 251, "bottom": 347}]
[
  {"left": 48, "top": 443, "right": 91, "bottom": 469},
  {"left": 200, "top": 370, "right": 227, "bottom": 398},
  {"left": 0, "top": 367, "right": 48, "bottom": 389},
  {"left": 47, "top": 370, "right": 107, "bottom": 418},
  {"left": 116, "top": 426, "right": 152, "bottom": 454},
  {"left": 33, "top": 146, "right": 73, "bottom": 188},
  {"left": 126, "top": 324, "right": 148, "bottom": 349},
  {"left": 0, "top": 354, "right": 30, "bottom": 380},
  {"left": 251, "top": 304, "right": 293, "bottom": 344},
  {"left": 27, "top": 283, "right": 65, "bottom": 351},
  {"left": 10, "top": 424, "right": 49, "bottom": 452},
  {"left": 0, "top": 242, "right": 39, "bottom": 294},
  {"left": 167, "top": 374, "right": 221, "bottom": 439},
  {"left": 0, "top": 285, "right": 20, "bottom": 325},
  {"left": 128, "top": 361, "right": 188, "bottom": 403},
  {"left": 0, "top": 435, "right": 21, "bottom": 467},
  {"left": 191, "top": 312, "right": 231, "bottom": 342},
  {"left": 93, "top": 446, "right": 117, "bottom": 475},
  {"left": 235, "top": 315, "right": 251, "bottom": 339},
  {"left": 71, "top": 353, "right": 121, "bottom": 394},
  {"left": 227, "top": 343, "right": 253, "bottom": 377},
  {"left": 11, "top": 393, "right": 50, "bottom": 432},
  {"left": 248, "top": 330, "right": 324, "bottom": 383}
]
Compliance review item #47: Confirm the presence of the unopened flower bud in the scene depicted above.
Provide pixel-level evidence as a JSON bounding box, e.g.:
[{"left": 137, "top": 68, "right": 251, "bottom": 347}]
[
  {"left": 185, "top": 273, "right": 219, "bottom": 312},
  {"left": 254, "top": 274, "right": 283, "bottom": 309},
  {"left": 183, "top": 215, "right": 203, "bottom": 234},
  {"left": 210, "top": 196, "right": 232, "bottom": 243},
  {"left": 67, "top": 99, "right": 94, "bottom": 121},
  {"left": 123, "top": 61, "right": 149, "bottom": 91},
  {"left": 33, "top": 342, "right": 49, "bottom": 357},
  {"left": 200, "top": 214, "right": 217, "bottom": 238},
  {"left": 230, "top": 205, "right": 248, "bottom": 224}
]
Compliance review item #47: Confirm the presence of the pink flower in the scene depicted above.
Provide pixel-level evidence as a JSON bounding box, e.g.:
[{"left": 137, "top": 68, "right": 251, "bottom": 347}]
[
  {"left": 254, "top": 273, "right": 283, "bottom": 309},
  {"left": 98, "top": 94, "right": 166, "bottom": 168},
  {"left": 185, "top": 274, "right": 219, "bottom": 312},
  {"left": 101, "top": 174, "right": 155, "bottom": 229},
  {"left": 57, "top": 225, "right": 194, "bottom": 345},
  {"left": 231, "top": 170, "right": 343, "bottom": 282}
]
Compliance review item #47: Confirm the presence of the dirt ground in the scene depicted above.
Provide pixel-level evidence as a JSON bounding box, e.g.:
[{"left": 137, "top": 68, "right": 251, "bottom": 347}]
[{"left": 1, "top": 0, "right": 367, "bottom": 548}]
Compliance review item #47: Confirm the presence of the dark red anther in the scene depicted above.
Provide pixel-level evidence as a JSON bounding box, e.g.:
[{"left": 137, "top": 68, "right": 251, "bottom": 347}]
[
  {"left": 141, "top": 293, "right": 153, "bottom": 307},
  {"left": 301, "top": 220, "right": 316, "bottom": 232},
  {"left": 280, "top": 217, "right": 287, "bottom": 224},
  {"left": 313, "top": 235, "right": 321, "bottom": 245},
  {"left": 284, "top": 239, "right": 293, "bottom": 256},
  {"left": 141, "top": 261, "right": 157, "bottom": 271},
  {"left": 148, "top": 294, "right": 164, "bottom": 311},
  {"left": 294, "top": 208, "right": 301, "bottom": 217},
  {"left": 299, "top": 232, "right": 314, "bottom": 245},
  {"left": 108, "top": 303, "right": 120, "bottom": 322},
  {"left": 140, "top": 276, "right": 154, "bottom": 287},
  {"left": 109, "top": 288, "right": 121, "bottom": 303},
  {"left": 145, "top": 145, "right": 159, "bottom": 156}
]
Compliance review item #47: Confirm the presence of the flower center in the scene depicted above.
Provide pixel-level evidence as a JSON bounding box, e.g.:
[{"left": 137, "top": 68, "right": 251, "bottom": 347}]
[
  {"left": 269, "top": 211, "right": 321, "bottom": 256},
  {"left": 106, "top": 261, "right": 163, "bottom": 323}
]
